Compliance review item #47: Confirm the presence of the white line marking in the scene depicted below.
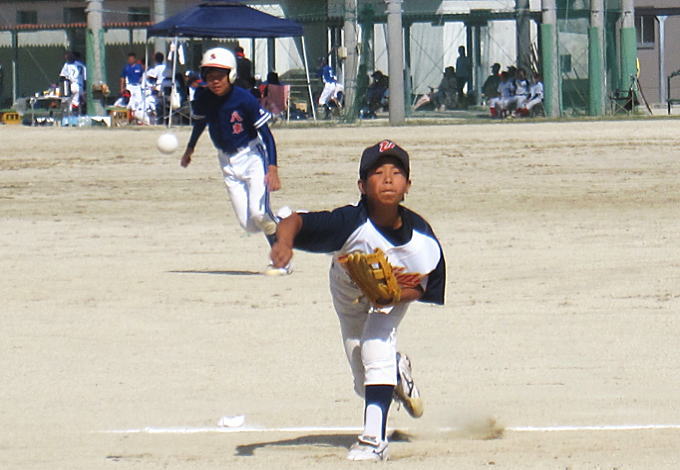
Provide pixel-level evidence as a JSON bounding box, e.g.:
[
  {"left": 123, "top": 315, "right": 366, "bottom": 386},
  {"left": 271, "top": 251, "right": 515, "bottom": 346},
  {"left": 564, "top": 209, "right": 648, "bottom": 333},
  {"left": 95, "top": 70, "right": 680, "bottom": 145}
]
[
  {"left": 508, "top": 424, "right": 680, "bottom": 432},
  {"left": 98, "top": 424, "right": 680, "bottom": 434}
]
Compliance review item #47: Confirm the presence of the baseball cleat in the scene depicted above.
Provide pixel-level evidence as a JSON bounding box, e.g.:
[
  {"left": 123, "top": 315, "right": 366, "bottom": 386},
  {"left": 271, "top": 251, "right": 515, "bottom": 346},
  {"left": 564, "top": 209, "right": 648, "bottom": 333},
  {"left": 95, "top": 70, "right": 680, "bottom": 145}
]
[
  {"left": 263, "top": 263, "right": 293, "bottom": 276},
  {"left": 394, "top": 352, "right": 423, "bottom": 418},
  {"left": 346, "top": 435, "right": 389, "bottom": 461}
]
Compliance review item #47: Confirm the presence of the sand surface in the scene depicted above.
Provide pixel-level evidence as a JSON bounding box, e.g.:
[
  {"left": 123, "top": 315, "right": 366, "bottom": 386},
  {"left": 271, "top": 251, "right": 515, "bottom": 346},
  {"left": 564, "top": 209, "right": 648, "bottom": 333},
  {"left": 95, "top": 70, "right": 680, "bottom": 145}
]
[{"left": 1, "top": 119, "right": 679, "bottom": 469}]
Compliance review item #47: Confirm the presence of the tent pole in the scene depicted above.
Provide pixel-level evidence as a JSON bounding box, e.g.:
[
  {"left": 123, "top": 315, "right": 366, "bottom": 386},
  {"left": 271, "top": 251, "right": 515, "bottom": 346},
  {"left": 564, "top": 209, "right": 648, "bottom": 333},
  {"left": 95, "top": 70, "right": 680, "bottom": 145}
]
[
  {"left": 168, "top": 36, "right": 179, "bottom": 128},
  {"left": 143, "top": 42, "right": 149, "bottom": 125},
  {"left": 12, "top": 30, "right": 18, "bottom": 104},
  {"left": 301, "top": 37, "right": 316, "bottom": 120}
]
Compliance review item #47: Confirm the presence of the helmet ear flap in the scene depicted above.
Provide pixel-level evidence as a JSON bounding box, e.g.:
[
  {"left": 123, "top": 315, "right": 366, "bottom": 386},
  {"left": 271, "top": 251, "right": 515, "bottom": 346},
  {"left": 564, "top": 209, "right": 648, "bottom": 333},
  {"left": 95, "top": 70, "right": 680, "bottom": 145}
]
[{"left": 229, "top": 67, "right": 237, "bottom": 84}]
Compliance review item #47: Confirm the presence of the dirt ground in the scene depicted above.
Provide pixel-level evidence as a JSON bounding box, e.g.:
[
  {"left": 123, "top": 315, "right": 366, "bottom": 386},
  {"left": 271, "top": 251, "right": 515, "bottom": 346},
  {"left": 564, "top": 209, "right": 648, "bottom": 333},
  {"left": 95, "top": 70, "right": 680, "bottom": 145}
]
[{"left": 1, "top": 119, "right": 679, "bottom": 469}]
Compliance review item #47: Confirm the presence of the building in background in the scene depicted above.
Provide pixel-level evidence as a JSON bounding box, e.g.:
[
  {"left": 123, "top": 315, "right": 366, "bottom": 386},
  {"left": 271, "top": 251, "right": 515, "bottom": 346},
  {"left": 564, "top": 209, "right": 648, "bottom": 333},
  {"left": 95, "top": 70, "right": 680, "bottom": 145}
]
[{"left": 1, "top": 1, "right": 674, "bottom": 114}]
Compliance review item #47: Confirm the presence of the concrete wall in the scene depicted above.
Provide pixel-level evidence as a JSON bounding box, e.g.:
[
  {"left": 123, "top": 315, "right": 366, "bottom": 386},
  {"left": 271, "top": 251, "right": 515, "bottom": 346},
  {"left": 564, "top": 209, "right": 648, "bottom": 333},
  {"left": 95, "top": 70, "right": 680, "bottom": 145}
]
[{"left": 635, "top": 8, "right": 680, "bottom": 104}]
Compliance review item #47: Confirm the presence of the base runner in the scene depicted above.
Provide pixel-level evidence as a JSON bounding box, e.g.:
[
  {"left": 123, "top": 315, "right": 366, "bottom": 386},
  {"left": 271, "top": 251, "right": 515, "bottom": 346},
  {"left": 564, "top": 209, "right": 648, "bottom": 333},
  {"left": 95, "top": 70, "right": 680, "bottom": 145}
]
[{"left": 181, "top": 47, "right": 289, "bottom": 275}]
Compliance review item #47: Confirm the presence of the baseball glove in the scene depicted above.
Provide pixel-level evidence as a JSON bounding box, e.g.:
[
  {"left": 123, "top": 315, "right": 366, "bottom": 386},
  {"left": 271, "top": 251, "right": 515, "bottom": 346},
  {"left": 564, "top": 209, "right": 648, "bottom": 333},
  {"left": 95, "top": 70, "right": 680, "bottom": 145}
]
[{"left": 338, "top": 248, "right": 417, "bottom": 307}]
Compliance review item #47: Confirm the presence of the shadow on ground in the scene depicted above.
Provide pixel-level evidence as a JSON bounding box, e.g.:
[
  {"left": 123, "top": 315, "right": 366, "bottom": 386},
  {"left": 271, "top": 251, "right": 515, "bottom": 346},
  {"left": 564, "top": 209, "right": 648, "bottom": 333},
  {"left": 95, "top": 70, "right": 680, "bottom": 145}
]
[
  {"left": 235, "top": 430, "right": 413, "bottom": 457},
  {"left": 168, "top": 270, "right": 261, "bottom": 276}
]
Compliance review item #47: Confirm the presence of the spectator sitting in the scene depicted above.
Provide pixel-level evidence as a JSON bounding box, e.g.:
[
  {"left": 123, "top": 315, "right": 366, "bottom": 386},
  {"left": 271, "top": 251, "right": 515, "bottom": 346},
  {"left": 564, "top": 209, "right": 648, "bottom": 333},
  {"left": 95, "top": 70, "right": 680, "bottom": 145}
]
[
  {"left": 489, "top": 71, "right": 515, "bottom": 118},
  {"left": 432, "top": 66, "right": 458, "bottom": 111},
  {"left": 366, "top": 70, "right": 389, "bottom": 113},
  {"left": 517, "top": 73, "right": 544, "bottom": 116},
  {"left": 113, "top": 89, "right": 131, "bottom": 108},
  {"left": 482, "top": 63, "right": 501, "bottom": 105},
  {"left": 508, "top": 68, "right": 530, "bottom": 115},
  {"left": 260, "top": 71, "right": 282, "bottom": 96},
  {"left": 260, "top": 71, "right": 288, "bottom": 118}
]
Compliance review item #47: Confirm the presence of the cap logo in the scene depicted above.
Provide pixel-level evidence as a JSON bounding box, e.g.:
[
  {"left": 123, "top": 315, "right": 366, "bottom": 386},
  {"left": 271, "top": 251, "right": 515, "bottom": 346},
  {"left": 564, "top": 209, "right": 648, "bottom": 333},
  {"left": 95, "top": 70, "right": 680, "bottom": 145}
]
[
  {"left": 210, "top": 53, "right": 216, "bottom": 60},
  {"left": 378, "top": 140, "right": 395, "bottom": 153}
]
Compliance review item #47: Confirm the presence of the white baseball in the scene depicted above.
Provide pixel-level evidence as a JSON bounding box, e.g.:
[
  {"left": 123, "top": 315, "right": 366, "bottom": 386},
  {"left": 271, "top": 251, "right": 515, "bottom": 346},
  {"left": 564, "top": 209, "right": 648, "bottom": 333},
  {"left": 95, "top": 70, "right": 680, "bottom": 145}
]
[{"left": 157, "top": 132, "right": 179, "bottom": 154}]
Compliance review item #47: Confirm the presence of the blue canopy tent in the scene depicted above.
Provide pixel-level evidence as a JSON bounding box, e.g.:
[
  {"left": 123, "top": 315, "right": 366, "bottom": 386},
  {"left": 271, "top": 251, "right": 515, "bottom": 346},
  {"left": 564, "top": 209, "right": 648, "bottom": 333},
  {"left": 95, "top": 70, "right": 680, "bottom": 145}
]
[
  {"left": 148, "top": 0, "right": 303, "bottom": 38},
  {"left": 147, "top": 0, "right": 315, "bottom": 120}
]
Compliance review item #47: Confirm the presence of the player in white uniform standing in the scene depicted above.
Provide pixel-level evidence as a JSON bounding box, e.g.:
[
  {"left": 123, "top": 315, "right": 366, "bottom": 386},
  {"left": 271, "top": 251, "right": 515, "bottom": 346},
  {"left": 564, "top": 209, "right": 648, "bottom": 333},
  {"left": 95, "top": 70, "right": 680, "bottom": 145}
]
[
  {"left": 59, "top": 51, "right": 82, "bottom": 113},
  {"left": 144, "top": 52, "right": 168, "bottom": 124},
  {"left": 270, "top": 140, "right": 446, "bottom": 461},
  {"left": 181, "top": 48, "right": 289, "bottom": 275}
]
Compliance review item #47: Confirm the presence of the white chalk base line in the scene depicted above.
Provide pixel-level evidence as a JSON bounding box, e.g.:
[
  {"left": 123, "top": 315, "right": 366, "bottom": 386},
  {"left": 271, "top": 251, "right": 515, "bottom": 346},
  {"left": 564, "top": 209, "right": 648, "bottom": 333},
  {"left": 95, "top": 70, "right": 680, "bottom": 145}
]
[{"left": 99, "top": 424, "right": 680, "bottom": 434}]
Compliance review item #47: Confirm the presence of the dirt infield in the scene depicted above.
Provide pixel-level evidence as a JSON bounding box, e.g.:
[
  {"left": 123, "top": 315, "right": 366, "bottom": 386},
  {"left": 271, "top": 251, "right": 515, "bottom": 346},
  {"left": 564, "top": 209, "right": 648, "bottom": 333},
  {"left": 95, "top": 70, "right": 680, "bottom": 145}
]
[{"left": 2, "top": 120, "right": 679, "bottom": 469}]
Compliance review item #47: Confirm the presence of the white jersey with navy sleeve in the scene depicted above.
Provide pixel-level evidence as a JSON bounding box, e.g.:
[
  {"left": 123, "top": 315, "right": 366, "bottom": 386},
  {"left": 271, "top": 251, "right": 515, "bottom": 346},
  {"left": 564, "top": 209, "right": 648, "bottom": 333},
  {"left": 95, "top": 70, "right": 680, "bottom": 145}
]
[
  {"left": 294, "top": 200, "right": 445, "bottom": 305},
  {"left": 293, "top": 199, "right": 445, "bottom": 394}
]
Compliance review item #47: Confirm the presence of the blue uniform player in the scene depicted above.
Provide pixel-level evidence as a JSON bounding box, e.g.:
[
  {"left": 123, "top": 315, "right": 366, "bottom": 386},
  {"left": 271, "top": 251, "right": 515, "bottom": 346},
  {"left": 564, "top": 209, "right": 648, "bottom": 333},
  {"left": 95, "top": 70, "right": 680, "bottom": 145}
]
[
  {"left": 181, "top": 48, "right": 288, "bottom": 275},
  {"left": 119, "top": 52, "right": 145, "bottom": 122},
  {"left": 317, "top": 57, "right": 343, "bottom": 116},
  {"left": 271, "top": 140, "right": 445, "bottom": 460}
]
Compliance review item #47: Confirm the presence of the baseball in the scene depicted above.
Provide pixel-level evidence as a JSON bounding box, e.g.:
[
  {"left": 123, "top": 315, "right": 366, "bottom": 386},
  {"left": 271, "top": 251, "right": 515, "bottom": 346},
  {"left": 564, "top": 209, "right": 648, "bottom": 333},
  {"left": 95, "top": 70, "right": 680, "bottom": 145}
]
[{"left": 157, "top": 132, "right": 178, "bottom": 154}]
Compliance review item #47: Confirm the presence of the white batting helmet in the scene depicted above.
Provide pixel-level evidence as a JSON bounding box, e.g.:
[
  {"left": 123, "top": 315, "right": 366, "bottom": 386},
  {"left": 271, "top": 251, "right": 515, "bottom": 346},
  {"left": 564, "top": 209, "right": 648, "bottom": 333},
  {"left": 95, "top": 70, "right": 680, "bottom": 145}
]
[{"left": 201, "top": 47, "right": 237, "bottom": 83}]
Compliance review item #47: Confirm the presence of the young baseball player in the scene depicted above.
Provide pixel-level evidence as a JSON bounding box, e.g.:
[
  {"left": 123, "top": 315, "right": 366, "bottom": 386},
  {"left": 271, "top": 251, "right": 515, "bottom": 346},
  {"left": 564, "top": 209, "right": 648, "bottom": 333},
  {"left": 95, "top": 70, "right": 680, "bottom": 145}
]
[
  {"left": 317, "top": 57, "right": 343, "bottom": 118},
  {"left": 270, "top": 140, "right": 446, "bottom": 461},
  {"left": 119, "top": 52, "right": 145, "bottom": 122},
  {"left": 181, "top": 47, "right": 289, "bottom": 275},
  {"left": 59, "top": 51, "right": 82, "bottom": 113}
]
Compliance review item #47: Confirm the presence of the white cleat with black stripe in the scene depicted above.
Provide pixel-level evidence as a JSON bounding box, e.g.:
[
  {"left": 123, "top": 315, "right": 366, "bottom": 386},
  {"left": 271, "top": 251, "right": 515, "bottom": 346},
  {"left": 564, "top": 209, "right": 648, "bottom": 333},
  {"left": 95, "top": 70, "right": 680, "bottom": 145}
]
[{"left": 394, "top": 352, "right": 423, "bottom": 418}]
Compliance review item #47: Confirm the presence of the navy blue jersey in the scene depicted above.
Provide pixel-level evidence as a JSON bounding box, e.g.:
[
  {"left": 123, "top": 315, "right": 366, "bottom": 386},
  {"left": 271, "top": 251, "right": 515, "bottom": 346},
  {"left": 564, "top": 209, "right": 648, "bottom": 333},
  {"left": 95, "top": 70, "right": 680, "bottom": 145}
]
[
  {"left": 294, "top": 200, "right": 445, "bottom": 305},
  {"left": 121, "top": 63, "right": 144, "bottom": 85},
  {"left": 319, "top": 65, "right": 337, "bottom": 84},
  {"left": 191, "top": 86, "right": 272, "bottom": 156}
]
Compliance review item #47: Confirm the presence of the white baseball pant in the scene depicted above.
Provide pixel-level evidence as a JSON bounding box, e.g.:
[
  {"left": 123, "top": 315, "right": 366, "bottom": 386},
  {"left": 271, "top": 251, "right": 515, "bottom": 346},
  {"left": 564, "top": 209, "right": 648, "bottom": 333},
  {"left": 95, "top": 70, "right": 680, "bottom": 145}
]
[
  {"left": 330, "top": 264, "right": 408, "bottom": 397},
  {"left": 69, "top": 82, "right": 81, "bottom": 109},
  {"left": 526, "top": 96, "right": 543, "bottom": 111},
  {"left": 318, "top": 82, "right": 344, "bottom": 106},
  {"left": 217, "top": 141, "right": 277, "bottom": 236}
]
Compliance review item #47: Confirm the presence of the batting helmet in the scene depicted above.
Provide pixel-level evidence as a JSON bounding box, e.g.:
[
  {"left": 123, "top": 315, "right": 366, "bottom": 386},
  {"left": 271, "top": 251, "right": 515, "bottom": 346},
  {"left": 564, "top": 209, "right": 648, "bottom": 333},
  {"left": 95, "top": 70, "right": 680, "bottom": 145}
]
[{"left": 201, "top": 47, "right": 237, "bottom": 84}]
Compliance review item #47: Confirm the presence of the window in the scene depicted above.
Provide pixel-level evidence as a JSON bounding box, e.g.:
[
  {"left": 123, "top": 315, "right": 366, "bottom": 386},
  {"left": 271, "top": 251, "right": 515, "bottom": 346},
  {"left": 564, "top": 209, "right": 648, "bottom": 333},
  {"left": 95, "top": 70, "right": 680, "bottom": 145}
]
[
  {"left": 635, "top": 15, "right": 655, "bottom": 48},
  {"left": 17, "top": 10, "right": 38, "bottom": 24},
  {"left": 560, "top": 54, "right": 572, "bottom": 74},
  {"left": 128, "top": 7, "right": 150, "bottom": 22},
  {"left": 64, "top": 7, "right": 86, "bottom": 23}
]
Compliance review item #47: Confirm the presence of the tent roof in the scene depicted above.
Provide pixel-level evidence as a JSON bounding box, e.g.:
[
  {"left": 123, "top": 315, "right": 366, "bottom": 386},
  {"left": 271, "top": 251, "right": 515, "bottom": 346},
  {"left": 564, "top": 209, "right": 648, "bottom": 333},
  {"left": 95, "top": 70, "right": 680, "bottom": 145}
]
[{"left": 148, "top": 1, "right": 303, "bottom": 39}]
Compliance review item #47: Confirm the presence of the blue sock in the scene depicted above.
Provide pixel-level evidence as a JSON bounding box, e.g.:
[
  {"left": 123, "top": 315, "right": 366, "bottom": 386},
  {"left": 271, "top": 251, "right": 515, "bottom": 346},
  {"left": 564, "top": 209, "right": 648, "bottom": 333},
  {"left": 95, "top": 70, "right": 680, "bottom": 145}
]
[{"left": 363, "top": 385, "right": 394, "bottom": 441}]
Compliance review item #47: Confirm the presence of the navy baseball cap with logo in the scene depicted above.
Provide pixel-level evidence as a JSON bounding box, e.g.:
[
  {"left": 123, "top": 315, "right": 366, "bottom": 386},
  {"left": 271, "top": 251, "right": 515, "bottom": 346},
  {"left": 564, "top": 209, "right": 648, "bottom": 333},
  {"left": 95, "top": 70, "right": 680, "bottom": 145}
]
[{"left": 359, "top": 140, "right": 410, "bottom": 180}]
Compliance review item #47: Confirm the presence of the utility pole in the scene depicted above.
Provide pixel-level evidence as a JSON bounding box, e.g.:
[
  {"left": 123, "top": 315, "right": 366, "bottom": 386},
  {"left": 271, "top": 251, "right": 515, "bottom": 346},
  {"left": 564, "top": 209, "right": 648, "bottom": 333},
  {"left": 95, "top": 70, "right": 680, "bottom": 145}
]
[
  {"left": 658, "top": 15, "right": 668, "bottom": 104},
  {"left": 588, "top": 0, "right": 605, "bottom": 115},
  {"left": 86, "top": 0, "right": 105, "bottom": 115},
  {"left": 343, "top": 0, "right": 358, "bottom": 123},
  {"left": 619, "top": 0, "right": 636, "bottom": 91},
  {"left": 153, "top": 0, "right": 167, "bottom": 55},
  {"left": 541, "top": 0, "right": 560, "bottom": 117},
  {"left": 385, "top": 0, "right": 405, "bottom": 125}
]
